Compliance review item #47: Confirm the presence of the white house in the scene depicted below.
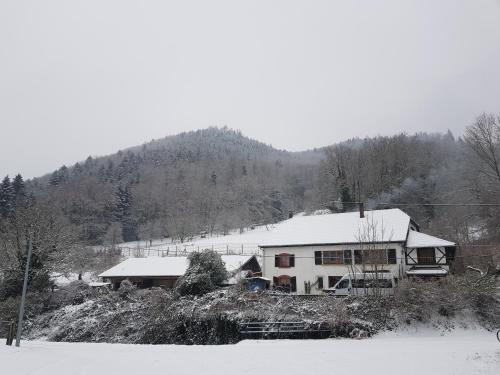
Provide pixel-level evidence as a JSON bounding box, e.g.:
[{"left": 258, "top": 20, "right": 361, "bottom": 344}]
[{"left": 260, "top": 208, "right": 455, "bottom": 295}]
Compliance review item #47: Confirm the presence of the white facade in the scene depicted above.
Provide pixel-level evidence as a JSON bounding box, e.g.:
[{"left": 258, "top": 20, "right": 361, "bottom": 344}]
[
  {"left": 262, "top": 243, "right": 405, "bottom": 295},
  {"left": 260, "top": 209, "right": 456, "bottom": 295}
]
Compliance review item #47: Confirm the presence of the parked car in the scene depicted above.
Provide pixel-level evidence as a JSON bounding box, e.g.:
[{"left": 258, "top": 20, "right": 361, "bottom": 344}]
[{"left": 324, "top": 271, "right": 396, "bottom": 296}]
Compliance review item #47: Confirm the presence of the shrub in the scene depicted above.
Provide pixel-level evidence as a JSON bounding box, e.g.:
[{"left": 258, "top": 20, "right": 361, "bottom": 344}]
[
  {"left": 393, "top": 275, "right": 499, "bottom": 327},
  {"left": 176, "top": 250, "right": 228, "bottom": 296},
  {"left": 118, "top": 280, "right": 137, "bottom": 299}
]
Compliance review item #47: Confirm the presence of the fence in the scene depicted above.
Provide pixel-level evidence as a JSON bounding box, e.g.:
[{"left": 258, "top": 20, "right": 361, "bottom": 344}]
[
  {"left": 96, "top": 243, "right": 262, "bottom": 258},
  {"left": 239, "top": 321, "right": 331, "bottom": 340}
]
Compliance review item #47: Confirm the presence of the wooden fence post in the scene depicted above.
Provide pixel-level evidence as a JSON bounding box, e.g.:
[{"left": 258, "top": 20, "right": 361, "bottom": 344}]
[{"left": 5, "top": 321, "right": 14, "bottom": 346}]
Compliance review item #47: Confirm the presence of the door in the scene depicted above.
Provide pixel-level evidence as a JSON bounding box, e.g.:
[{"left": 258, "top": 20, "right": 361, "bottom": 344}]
[
  {"left": 417, "top": 247, "right": 436, "bottom": 265},
  {"left": 274, "top": 275, "right": 295, "bottom": 293}
]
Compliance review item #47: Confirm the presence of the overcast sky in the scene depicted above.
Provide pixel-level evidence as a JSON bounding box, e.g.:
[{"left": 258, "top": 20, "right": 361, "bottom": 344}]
[{"left": 1, "top": 1, "right": 500, "bottom": 178}]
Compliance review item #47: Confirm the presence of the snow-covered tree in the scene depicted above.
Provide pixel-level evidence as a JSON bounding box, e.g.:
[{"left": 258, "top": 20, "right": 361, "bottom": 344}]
[{"left": 176, "top": 250, "right": 228, "bottom": 295}]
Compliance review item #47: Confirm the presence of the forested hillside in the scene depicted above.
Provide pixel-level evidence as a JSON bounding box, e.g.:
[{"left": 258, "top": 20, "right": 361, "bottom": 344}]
[
  {"left": 1, "top": 116, "right": 499, "bottom": 251},
  {"left": 23, "top": 128, "right": 322, "bottom": 245}
]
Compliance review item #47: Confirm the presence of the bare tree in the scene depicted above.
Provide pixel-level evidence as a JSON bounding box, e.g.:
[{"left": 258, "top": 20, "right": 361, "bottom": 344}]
[
  {"left": 351, "top": 215, "right": 394, "bottom": 297},
  {"left": 464, "top": 113, "right": 500, "bottom": 184}
]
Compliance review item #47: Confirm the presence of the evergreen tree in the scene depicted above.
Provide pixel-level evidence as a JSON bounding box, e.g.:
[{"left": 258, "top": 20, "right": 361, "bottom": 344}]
[
  {"left": 97, "top": 165, "right": 107, "bottom": 182},
  {"left": 11, "top": 174, "right": 26, "bottom": 210},
  {"left": 268, "top": 190, "right": 284, "bottom": 222},
  {"left": 72, "top": 162, "right": 83, "bottom": 177},
  {"left": 12, "top": 174, "right": 25, "bottom": 198},
  {"left": 0, "top": 175, "right": 14, "bottom": 217},
  {"left": 58, "top": 165, "right": 69, "bottom": 184},
  {"left": 339, "top": 185, "right": 355, "bottom": 212},
  {"left": 176, "top": 250, "right": 228, "bottom": 295},
  {"left": 49, "top": 170, "right": 60, "bottom": 186},
  {"left": 115, "top": 185, "right": 138, "bottom": 242}
]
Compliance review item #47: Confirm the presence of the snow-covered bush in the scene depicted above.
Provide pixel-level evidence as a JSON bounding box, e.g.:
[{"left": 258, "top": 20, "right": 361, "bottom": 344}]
[
  {"left": 393, "top": 275, "right": 499, "bottom": 327},
  {"left": 118, "top": 280, "right": 136, "bottom": 299},
  {"left": 23, "top": 275, "right": 499, "bottom": 345},
  {"left": 176, "top": 250, "right": 228, "bottom": 296},
  {"left": 50, "top": 281, "right": 97, "bottom": 307}
]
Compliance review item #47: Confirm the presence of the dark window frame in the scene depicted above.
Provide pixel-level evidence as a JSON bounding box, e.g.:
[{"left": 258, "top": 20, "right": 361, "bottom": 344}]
[
  {"left": 417, "top": 247, "right": 436, "bottom": 265},
  {"left": 275, "top": 253, "right": 295, "bottom": 268},
  {"left": 323, "top": 250, "right": 344, "bottom": 265}
]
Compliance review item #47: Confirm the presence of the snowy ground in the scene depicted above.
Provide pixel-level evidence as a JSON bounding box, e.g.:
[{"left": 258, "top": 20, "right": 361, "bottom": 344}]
[{"left": 2, "top": 330, "right": 499, "bottom": 375}]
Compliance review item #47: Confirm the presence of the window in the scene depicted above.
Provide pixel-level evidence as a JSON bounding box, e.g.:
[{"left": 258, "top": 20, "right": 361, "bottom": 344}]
[
  {"left": 343, "top": 250, "right": 352, "bottom": 265},
  {"left": 363, "top": 249, "right": 387, "bottom": 264},
  {"left": 417, "top": 248, "right": 436, "bottom": 265},
  {"left": 328, "top": 276, "right": 342, "bottom": 288},
  {"left": 336, "top": 279, "right": 349, "bottom": 289},
  {"left": 316, "top": 276, "right": 324, "bottom": 289},
  {"left": 273, "top": 275, "right": 297, "bottom": 293},
  {"left": 314, "top": 251, "right": 322, "bottom": 265},
  {"left": 316, "top": 250, "right": 352, "bottom": 265},
  {"left": 275, "top": 253, "right": 295, "bottom": 268},
  {"left": 323, "top": 251, "right": 344, "bottom": 264},
  {"left": 354, "top": 249, "right": 396, "bottom": 265},
  {"left": 364, "top": 278, "right": 393, "bottom": 288},
  {"left": 352, "top": 278, "right": 364, "bottom": 288}
]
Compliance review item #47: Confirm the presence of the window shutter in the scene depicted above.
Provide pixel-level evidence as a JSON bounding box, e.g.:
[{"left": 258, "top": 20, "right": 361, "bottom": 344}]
[
  {"left": 317, "top": 276, "right": 323, "bottom": 289},
  {"left": 387, "top": 249, "right": 397, "bottom": 264},
  {"left": 314, "top": 251, "right": 322, "bottom": 265},
  {"left": 275, "top": 255, "right": 279, "bottom": 267},
  {"left": 289, "top": 254, "right": 295, "bottom": 267},
  {"left": 343, "top": 250, "right": 352, "bottom": 265},
  {"left": 291, "top": 277, "right": 297, "bottom": 292}
]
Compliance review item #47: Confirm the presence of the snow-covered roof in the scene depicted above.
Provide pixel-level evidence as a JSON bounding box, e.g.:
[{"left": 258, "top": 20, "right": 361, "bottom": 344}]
[
  {"left": 406, "top": 231, "right": 455, "bottom": 248},
  {"left": 98, "top": 255, "right": 256, "bottom": 278},
  {"left": 259, "top": 209, "right": 411, "bottom": 247},
  {"left": 88, "top": 282, "right": 111, "bottom": 287},
  {"left": 221, "top": 255, "right": 256, "bottom": 272},
  {"left": 99, "top": 257, "right": 189, "bottom": 278}
]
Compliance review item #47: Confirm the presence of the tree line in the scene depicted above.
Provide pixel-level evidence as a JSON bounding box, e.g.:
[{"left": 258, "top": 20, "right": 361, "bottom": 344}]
[{"left": 1, "top": 118, "right": 499, "bottom": 261}]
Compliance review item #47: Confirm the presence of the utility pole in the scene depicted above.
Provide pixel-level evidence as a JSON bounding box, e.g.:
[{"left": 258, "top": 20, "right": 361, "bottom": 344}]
[{"left": 15, "top": 235, "right": 33, "bottom": 347}]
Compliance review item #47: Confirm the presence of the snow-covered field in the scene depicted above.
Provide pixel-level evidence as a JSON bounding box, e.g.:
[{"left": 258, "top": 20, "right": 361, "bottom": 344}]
[{"left": 2, "top": 330, "right": 499, "bottom": 375}]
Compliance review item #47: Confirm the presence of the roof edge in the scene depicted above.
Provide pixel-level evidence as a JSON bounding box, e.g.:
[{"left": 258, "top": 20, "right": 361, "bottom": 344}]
[{"left": 260, "top": 240, "right": 405, "bottom": 249}]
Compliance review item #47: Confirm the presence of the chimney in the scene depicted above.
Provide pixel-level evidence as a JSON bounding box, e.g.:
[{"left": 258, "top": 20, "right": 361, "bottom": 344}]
[{"left": 359, "top": 202, "right": 365, "bottom": 218}]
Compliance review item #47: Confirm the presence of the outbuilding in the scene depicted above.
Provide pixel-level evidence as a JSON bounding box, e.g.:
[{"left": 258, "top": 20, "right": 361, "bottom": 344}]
[{"left": 99, "top": 254, "right": 261, "bottom": 289}]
